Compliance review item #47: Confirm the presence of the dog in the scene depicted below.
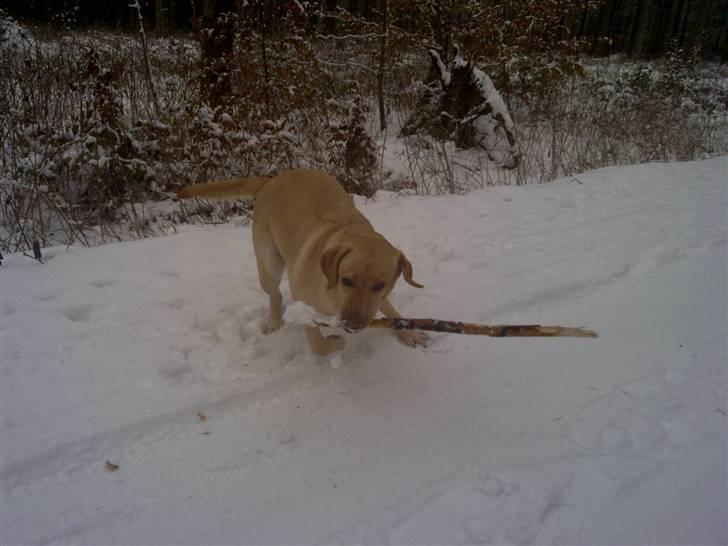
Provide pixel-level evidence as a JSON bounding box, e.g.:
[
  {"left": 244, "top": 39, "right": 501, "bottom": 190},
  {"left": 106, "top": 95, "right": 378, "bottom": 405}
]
[{"left": 178, "top": 169, "right": 428, "bottom": 355}]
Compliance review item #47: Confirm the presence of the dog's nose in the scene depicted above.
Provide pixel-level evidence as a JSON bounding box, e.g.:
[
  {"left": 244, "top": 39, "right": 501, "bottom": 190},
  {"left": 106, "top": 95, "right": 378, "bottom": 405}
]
[{"left": 341, "top": 316, "right": 366, "bottom": 332}]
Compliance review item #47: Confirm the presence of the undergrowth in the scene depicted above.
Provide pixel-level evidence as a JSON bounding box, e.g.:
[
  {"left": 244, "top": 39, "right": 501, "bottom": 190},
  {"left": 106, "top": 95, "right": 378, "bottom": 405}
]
[{"left": 1, "top": 13, "right": 726, "bottom": 253}]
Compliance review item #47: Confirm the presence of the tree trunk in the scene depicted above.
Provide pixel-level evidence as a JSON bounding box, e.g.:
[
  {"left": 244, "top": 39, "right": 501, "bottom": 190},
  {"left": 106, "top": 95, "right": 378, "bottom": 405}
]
[
  {"left": 649, "top": 0, "right": 673, "bottom": 55},
  {"left": 606, "top": 0, "right": 623, "bottom": 54},
  {"left": 629, "top": 0, "right": 654, "bottom": 57},
  {"left": 195, "top": 11, "right": 235, "bottom": 106},
  {"left": 678, "top": 0, "right": 693, "bottom": 47},
  {"left": 203, "top": 0, "right": 216, "bottom": 18},
  {"left": 377, "top": 0, "right": 388, "bottom": 132},
  {"left": 155, "top": 0, "right": 170, "bottom": 33}
]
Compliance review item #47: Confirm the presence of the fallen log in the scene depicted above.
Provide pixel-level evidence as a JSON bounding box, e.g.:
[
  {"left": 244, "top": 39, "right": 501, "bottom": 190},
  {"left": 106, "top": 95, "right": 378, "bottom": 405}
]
[{"left": 318, "top": 318, "right": 597, "bottom": 338}]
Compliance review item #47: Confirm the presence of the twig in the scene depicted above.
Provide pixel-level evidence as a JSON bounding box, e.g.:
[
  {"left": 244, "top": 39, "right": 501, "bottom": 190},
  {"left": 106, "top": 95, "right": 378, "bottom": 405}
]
[
  {"left": 314, "top": 57, "right": 378, "bottom": 75},
  {"left": 315, "top": 32, "right": 386, "bottom": 41}
]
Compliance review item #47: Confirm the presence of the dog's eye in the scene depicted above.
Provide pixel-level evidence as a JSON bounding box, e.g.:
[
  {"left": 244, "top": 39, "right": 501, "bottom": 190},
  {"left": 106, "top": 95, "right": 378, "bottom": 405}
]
[
  {"left": 341, "top": 277, "right": 354, "bottom": 287},
  {"left": 372, "top": 282, "right": 385, "bottom": 292}
]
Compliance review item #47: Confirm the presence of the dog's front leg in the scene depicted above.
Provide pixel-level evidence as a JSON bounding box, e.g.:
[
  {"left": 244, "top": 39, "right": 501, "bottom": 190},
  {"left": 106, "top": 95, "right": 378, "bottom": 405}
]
[
  {"left": 379, "top": 298, "right": 429, "bottom": 348},
  {"left": 305, "top": 325, "right": 345, "bottom": 356},
  {"left": 262, "top": 291, "right": 284, "bottom": 334}
]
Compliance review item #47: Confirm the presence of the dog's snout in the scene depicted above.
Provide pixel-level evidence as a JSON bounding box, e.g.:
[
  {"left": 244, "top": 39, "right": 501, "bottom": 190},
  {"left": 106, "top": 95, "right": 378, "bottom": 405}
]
[{"left": 340, "top": 313, "right": 367, "bottom": 332}]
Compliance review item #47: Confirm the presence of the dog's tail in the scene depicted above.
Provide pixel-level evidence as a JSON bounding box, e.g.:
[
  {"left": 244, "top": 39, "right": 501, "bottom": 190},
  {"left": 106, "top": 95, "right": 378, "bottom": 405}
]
[{"left": 177, "top": 176, "right": 270, "bottom": 201}]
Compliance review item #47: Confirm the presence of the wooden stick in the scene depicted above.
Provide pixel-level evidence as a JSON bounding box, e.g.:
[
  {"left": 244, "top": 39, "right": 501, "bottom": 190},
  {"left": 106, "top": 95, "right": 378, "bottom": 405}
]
[{"left": 318, "top": 318, "right": 597, "bottom": 338}]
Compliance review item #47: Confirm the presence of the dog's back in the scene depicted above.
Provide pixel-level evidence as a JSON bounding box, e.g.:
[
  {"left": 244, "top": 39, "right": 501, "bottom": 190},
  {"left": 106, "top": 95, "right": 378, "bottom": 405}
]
[
  {"left": 178, "top": 169, "right": 373, "bottom": 264},
  {"left": 256, "top": 169, "right": 364, "bottom": 227},
  {"left": 177, "top": 170, "right": 355, "bottom": 224},
  {"left": 254, "top": 170, "right": 372, "bottom": 266}
]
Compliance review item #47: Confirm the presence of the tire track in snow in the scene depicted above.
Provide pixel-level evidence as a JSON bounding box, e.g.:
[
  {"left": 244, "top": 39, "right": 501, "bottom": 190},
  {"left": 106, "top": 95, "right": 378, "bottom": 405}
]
[{"left": 1, "top": 366, "right": 313, "bottom": 498}]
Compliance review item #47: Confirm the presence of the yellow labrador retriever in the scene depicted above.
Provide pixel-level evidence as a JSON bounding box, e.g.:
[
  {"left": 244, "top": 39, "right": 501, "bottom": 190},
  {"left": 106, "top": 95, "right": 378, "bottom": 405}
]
[{"left": 178, "top": 169, "right": 427, "bottom": 355}]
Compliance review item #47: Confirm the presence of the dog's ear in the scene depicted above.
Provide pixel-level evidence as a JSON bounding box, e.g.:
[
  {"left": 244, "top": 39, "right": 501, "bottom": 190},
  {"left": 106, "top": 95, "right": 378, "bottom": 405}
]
[
  {"left": 399, "top": 253, "right": 424, "bottom": 288},
  {"left": 321, "top": 246, "right": 352, "bottom": 289}
]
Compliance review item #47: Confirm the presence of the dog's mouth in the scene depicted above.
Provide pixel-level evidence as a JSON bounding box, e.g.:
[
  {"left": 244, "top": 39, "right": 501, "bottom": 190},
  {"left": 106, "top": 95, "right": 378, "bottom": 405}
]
[{"left": 340, "top": 318, "right": 368, "bottom": 334}]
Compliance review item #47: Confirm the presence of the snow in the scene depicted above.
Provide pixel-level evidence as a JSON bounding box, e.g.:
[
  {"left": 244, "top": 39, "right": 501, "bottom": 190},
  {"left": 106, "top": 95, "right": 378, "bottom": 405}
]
[{"left": 2, "top": 158, "right": 726, "bottom": 545}]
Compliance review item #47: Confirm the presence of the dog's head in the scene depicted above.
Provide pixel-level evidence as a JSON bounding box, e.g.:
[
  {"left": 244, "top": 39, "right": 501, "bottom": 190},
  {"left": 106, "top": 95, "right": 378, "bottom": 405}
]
[{"left": 321, "top": 241, "right": 423, "bottom": 332}]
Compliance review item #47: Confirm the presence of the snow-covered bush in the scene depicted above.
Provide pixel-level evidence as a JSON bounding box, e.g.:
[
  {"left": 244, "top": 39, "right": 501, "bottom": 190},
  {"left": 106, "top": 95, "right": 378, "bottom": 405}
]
[
  {"left": 328, "top": 98, "right": 378, "bottom": 196},
  {"left": 0, "top": 12, "right": 379, "bottom": 252}
]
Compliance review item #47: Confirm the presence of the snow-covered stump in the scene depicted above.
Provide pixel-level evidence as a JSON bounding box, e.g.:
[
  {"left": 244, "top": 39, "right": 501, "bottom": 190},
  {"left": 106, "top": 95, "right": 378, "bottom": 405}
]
[{"left": 401, "top": 50, "right": 521, "bottom": 169}]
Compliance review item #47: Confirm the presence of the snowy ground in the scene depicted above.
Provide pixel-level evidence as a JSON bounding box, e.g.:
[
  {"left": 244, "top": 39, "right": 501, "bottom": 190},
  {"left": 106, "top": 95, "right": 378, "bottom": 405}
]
[{"left": 2, "top": 158, "right": 726, "bottom": 545}]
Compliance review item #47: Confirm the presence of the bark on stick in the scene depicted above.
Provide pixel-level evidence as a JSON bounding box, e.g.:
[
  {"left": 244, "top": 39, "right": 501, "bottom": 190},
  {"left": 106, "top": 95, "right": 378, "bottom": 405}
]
[{"left": 318, "top": 318, "right": 598, "bottom": 338}]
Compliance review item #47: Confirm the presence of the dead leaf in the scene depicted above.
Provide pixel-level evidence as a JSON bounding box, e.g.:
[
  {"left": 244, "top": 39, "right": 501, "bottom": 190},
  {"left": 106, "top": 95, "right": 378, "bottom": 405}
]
[
  {"left": 105, "top": 460, "right": 119, "bottom": 472},
  {"left": 197, "top": 413, "right": 208, "bottom": 421}
]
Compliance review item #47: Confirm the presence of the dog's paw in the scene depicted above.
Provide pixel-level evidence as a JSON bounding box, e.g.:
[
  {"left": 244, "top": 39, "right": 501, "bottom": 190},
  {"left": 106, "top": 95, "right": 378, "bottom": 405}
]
[
  {"left": 326, "top": 334, "right": 346, "bottom": 352},
  {"left": 396, "top": 330, "right": 429, "bottom": 348},
  {"left": 261, "top": 318, "right": 284, "bottom": 335},
  {"left": 311, "top": 334, "right": 346, "bottom": 356}
]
